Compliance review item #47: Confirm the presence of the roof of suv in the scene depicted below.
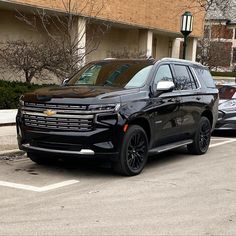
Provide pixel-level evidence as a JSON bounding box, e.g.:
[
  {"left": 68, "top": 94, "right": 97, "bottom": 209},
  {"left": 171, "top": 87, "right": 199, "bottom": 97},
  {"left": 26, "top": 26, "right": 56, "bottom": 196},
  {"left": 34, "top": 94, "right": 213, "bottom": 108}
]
[
  {"left": 160, "top": 58, "right": 207, "bottom": 68},
  {"left": 101, "top": 57, "right": 207, "bottom": 69},
  {"left": 101, "top": 58, "right": 154, "bottom": 64}
]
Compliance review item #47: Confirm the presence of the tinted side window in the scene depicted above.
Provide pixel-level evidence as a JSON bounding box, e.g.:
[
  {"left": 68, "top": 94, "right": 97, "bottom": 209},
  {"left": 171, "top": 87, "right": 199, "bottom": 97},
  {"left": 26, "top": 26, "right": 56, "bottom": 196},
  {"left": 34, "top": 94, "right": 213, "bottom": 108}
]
[
  {"left": 174, "top": 65, "right": 197, "bottom": 90},
  {"left": 154, "top": 65, "right": 173, "bottom": 84},
  {"left": 194, "top": 67, "right": 215, "bottom": 88}
]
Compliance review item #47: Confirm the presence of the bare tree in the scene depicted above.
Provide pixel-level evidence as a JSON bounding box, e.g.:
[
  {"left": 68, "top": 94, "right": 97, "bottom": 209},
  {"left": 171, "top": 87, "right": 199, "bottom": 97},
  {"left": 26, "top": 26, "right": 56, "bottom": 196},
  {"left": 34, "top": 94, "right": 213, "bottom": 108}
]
[
  {"left": 0, "top": 40, "right": 67, "bottom": 83},
  {"left": 195, "top": 0, "right": 234, "bottom": 70},
  {"left": 0, "top": 0, "right": 109, "bottom": 83},
  {"left": 197, "top": 38, "right": 232, "bottom": 70},
  {"left": 18, "top": 0, "right": 109, "bottom": 77},
  {"left": 195, "top": 0, "right": 232, "bottom": 12}
]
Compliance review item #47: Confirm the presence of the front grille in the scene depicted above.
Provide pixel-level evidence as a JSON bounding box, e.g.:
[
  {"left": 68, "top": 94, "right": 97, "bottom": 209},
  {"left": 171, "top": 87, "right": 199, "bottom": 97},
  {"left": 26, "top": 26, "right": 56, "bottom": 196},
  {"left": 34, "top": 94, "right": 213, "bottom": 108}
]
[
  {"left": 23, "top": 102, "right": 88, "bottom": 114},
  {"left": 24, "top": 114, "right": 94, "bottom": 131},
  {"left": 22, "top": 102, "right": 94, "bottom": 131}
]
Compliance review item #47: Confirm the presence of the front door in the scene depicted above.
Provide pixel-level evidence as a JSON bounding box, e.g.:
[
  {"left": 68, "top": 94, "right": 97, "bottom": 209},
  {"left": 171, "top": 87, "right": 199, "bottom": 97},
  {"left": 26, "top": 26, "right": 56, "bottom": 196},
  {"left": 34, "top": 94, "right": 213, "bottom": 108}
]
[{"left": 149, "top": 64, "right": 182, "bottom": 147}]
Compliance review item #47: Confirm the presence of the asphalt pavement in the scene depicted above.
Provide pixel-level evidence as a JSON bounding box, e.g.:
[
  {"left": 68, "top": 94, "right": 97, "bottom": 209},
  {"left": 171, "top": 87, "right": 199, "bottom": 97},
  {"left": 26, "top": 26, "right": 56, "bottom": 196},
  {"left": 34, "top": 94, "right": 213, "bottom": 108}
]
[
  {"left": 0, "top": 136, "right": 235, "bottom": 235},
  {"left": 0, "top": 109, "right": 19, "bottom": 154}
]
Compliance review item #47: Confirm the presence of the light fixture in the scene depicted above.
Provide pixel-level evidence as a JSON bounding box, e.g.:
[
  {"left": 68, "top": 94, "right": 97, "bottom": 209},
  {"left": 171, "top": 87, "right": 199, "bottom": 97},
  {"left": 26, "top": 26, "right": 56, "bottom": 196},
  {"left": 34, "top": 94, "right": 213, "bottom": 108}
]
[{"left": 181, "top": 11, "right": 194, "bottom": 59}]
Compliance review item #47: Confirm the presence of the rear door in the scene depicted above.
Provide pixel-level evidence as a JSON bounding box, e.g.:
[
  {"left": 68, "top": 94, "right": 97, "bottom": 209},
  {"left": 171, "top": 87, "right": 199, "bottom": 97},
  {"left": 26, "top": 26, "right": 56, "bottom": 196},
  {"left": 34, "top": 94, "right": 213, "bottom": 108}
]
[{"left": 172, "top": 64, "right": 202, "bottom": 138}]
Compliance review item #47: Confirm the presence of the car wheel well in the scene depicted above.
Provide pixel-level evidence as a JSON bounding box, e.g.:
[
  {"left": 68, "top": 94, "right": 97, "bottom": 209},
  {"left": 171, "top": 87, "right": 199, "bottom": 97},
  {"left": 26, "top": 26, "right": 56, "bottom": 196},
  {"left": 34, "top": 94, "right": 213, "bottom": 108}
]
[
  {"left": 201, "top": 110, "right": 213, "bottom": 127},
  {"left": 129, "top": 118, "right": 151, "bottom": 144}
]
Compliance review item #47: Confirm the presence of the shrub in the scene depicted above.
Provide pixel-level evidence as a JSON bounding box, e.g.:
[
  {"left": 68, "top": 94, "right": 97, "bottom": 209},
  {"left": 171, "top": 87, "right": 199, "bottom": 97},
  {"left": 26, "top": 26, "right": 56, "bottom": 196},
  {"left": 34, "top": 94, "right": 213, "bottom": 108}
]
[
  {"left": 0, "top": 80, "right": 53, "bottom": 109},
  {"left": 211, "top": 71, "right": 236, "bottom": 77}
]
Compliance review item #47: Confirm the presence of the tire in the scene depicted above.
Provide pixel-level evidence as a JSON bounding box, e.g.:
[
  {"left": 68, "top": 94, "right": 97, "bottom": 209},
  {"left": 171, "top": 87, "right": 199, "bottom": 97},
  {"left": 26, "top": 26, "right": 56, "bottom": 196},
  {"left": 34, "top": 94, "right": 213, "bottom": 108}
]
[
  {"left": 112, "top": 125, "right": 148, "bottom": 176},
  {"left": 187, "top": 116, "right": 211, "bottom": 155},
  {"left": 27, "top": 152, "right": 56, "bottom": 165}
]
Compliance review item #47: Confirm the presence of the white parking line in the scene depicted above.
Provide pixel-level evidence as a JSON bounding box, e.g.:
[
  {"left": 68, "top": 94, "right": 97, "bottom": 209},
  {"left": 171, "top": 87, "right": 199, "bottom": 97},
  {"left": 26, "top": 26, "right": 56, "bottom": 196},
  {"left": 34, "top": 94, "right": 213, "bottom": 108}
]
[
  {"left": 0, "top": 180, "right": 79, "bottom": 192},
  {"left": 211, "top": 138, "right": 233, "bottom": 141},
  {"left": 210, "top": 139, "right": 236, "bottom": 148}
]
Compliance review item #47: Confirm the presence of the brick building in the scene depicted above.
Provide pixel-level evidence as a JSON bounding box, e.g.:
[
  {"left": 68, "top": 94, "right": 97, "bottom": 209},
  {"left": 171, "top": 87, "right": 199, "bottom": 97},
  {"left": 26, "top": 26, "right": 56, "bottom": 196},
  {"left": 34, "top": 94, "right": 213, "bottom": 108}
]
[
  {"left": 0, "top": 0, "right": 205, "bottom": 81},
  {"left": 201, "top": 1, "right": 236, "bottom": 71}
]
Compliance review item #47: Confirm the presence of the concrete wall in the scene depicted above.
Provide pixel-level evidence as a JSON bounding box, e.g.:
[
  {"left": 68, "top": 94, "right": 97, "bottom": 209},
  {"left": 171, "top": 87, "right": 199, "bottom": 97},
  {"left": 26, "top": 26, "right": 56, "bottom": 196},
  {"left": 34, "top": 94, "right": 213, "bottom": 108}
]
[
  {"left": 86, "top": 27, "right": 184, "bottom": 62},
  {"left": 0, "top": 9, "right": 43, "bottom": 41},
  {"left": 86, "top": 26, "right": 140, "bottom": 61},
  {"left": 7, "top": 0, "right": 205, "bottom": 37},
  {"left": 154, "top": 35, "right": 172, "bottom": 60}
]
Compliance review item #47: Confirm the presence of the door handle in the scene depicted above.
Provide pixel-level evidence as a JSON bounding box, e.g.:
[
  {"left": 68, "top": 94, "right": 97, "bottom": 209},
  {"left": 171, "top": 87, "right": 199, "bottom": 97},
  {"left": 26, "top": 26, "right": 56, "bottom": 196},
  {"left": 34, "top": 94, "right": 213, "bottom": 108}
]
[
  {"left": 167, "top": 98, "right": 175, "bottom": 103},
  {"left": 168, "top": 98, "right": 180, "bottom": 103}
]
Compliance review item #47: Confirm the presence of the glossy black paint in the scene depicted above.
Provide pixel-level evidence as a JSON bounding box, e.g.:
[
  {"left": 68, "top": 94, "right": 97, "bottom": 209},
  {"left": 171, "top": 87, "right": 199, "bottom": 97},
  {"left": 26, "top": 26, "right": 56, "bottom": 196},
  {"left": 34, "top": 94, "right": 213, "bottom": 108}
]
[{"left": 16, "top": 59, "right": 219, "bottom": 160}]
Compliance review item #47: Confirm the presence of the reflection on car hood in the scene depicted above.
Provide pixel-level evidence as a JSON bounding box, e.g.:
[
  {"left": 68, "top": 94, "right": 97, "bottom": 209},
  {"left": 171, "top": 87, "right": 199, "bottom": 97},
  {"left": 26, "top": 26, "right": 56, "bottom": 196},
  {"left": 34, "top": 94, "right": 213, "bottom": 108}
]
[{"left": 22, "top": 85, "right": 140, "bottom": 102}]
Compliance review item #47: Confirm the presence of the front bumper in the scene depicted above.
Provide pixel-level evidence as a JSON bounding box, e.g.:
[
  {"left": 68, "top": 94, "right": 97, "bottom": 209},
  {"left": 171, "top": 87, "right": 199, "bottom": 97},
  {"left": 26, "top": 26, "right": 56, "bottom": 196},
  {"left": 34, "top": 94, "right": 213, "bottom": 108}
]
[
  {"left": 17, "top": 111, "right": 125, "bottom": 160},
  {"left": 21, "top": 143, "right": 95, "bottom": 155}
]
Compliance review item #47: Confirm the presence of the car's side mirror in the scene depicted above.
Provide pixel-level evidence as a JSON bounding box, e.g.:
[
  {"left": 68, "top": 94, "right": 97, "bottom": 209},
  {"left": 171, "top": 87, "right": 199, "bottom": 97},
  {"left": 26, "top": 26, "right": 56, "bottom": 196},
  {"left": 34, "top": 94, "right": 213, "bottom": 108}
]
[
  {"left": 156, "top": 81, "right": 175, "bottom": 92},
  {"left": 153, "top": 80, "right": 175, "bottom": 97},
  {"left": 62, "top": 78, "right": 69, "bottom": 86}
]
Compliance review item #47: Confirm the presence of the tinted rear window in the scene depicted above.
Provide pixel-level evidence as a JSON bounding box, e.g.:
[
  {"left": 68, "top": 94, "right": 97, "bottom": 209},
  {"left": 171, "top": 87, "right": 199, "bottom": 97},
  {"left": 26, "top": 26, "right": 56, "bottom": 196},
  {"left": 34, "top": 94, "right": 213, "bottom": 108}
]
[
  {"left": 194, "top": 68, "right": 215, "bottom": 88},
  {"left": 174, "top": 65, "right": 197, "bottom": 90}
]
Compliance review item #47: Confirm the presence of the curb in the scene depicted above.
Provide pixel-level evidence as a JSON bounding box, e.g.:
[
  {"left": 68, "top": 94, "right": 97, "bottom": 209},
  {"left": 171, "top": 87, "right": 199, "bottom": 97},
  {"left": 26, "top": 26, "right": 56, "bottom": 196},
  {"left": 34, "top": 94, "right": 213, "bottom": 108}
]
[
  {"left": 0, "top": 123, "right": 16, "bottom": 127},
  {"left": 0, "top": 149, "right": 25, "bottom": 156}
]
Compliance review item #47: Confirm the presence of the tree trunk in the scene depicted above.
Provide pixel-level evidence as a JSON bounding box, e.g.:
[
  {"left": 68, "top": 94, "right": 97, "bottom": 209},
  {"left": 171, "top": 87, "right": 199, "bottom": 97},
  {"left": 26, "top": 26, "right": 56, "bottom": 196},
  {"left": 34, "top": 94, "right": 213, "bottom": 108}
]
[{"left": 25, "top": 70, "right": 34, "bottom": 83}]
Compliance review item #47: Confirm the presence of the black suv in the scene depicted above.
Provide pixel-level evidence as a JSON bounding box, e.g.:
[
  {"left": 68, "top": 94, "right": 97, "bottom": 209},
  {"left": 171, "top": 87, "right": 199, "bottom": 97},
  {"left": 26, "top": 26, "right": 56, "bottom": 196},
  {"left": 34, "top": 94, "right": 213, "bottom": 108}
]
[{"left": 17, "top": 58, "right": 218, "bottom": 176}]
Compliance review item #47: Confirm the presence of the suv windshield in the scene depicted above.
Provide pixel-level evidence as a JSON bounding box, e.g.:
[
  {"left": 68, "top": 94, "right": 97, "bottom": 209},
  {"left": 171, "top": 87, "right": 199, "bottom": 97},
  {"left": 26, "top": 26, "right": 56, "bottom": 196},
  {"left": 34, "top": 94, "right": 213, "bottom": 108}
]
[{"left": 67, "top": 61, "right": 153, "bottom": 88}]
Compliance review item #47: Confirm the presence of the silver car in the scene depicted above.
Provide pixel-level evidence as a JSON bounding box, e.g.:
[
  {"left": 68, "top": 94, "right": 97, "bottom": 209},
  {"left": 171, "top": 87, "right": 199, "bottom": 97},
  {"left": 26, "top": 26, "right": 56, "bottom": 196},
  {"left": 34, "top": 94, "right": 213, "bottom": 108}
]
[{"left": 215, "top": 85, "right": 236, "bottom": 131}]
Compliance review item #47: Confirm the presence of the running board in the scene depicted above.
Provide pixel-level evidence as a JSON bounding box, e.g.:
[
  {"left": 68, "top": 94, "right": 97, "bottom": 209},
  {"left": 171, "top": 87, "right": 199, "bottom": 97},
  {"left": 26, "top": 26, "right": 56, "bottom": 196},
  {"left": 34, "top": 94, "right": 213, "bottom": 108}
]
[{"left": 148, "top": 139, "right": 193, "bottom": 155}]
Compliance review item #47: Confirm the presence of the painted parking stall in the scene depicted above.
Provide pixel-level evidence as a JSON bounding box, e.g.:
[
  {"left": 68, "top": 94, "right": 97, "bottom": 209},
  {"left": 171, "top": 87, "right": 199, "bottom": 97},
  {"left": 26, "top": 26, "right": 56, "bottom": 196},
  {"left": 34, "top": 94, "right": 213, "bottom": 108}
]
[{"left": 0, "top": 137, "right": 235, "bottom": 193}]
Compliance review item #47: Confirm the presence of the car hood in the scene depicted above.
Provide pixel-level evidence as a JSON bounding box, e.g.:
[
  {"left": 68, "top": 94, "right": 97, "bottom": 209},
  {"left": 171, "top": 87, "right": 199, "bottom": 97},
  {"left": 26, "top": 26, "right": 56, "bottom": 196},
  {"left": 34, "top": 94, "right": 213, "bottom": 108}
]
[
  {"left": 218, "top": 98, "right": 236, "bottom": 111},
  {"left": 219, "top": 99, "right": 228, "bottom": 105},
  {"left": 22, "top": 86, "right": 140, "bottom": 104}
]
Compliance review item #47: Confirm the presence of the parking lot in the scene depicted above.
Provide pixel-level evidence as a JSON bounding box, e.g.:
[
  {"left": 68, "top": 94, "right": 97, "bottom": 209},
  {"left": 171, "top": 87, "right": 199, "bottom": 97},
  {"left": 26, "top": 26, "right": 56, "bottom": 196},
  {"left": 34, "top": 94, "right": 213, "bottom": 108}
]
[{"left": 0, "top": 135, "right": 236, "bottom": 235}]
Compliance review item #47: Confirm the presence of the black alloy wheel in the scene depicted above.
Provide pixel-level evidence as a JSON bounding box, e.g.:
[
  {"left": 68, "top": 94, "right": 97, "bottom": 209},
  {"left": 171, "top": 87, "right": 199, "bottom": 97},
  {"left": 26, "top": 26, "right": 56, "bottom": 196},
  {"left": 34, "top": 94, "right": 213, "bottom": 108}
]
[
  {"left": 188, "top": 116, "right": 211, "bottom": 155},
  {"left": 127, "top": 131, "right": 147, "bottom": 171},
  {"left": 199, "top": 120, "right": 211, "bottom": 153},
  {"left": 112, "top": 125, "right": 148, "bottom": 176}
]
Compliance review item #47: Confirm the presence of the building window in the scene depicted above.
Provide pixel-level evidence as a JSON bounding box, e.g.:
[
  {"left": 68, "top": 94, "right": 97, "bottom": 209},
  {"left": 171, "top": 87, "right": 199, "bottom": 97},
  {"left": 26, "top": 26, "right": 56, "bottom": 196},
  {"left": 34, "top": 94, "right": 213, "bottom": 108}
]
[{"left": 233, "top": 48, "right": 236, "bottom": 63}]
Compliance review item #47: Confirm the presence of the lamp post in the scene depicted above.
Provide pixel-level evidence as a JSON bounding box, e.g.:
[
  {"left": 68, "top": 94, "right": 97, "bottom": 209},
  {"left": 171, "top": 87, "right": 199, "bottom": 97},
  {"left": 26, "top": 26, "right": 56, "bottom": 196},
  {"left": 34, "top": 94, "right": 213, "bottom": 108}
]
[{"left": 181, "top": 11, "right": 193, "bottom": 60}]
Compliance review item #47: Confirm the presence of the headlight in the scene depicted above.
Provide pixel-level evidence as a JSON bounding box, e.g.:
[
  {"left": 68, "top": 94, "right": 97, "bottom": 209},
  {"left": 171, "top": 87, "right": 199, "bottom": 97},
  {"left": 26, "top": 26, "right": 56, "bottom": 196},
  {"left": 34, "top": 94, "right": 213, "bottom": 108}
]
[
  {"left": 219, "top": 100, "right": 236, "bottom": 111},
  {"left": 89, "top": 104, "right": 120, "bottom": 112}
]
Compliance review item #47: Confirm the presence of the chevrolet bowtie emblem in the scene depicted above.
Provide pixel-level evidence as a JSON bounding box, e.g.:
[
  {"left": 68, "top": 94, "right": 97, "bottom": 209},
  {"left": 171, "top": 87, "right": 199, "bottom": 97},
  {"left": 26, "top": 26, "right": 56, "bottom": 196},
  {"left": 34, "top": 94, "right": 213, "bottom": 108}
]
[{"left": 43, "top": 109, "right": 57, "bottom": 117}]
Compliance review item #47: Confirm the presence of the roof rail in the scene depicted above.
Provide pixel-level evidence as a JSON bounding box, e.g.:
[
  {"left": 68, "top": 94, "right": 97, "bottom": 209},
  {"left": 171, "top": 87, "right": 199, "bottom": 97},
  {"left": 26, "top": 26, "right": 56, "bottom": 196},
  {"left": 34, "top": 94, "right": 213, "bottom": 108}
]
[
  {"left": 160, "top": 57, "right": 202, "bottom": 66},
  {"left": 103, "top": 58, "right": 117, "bottom": 60}
]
